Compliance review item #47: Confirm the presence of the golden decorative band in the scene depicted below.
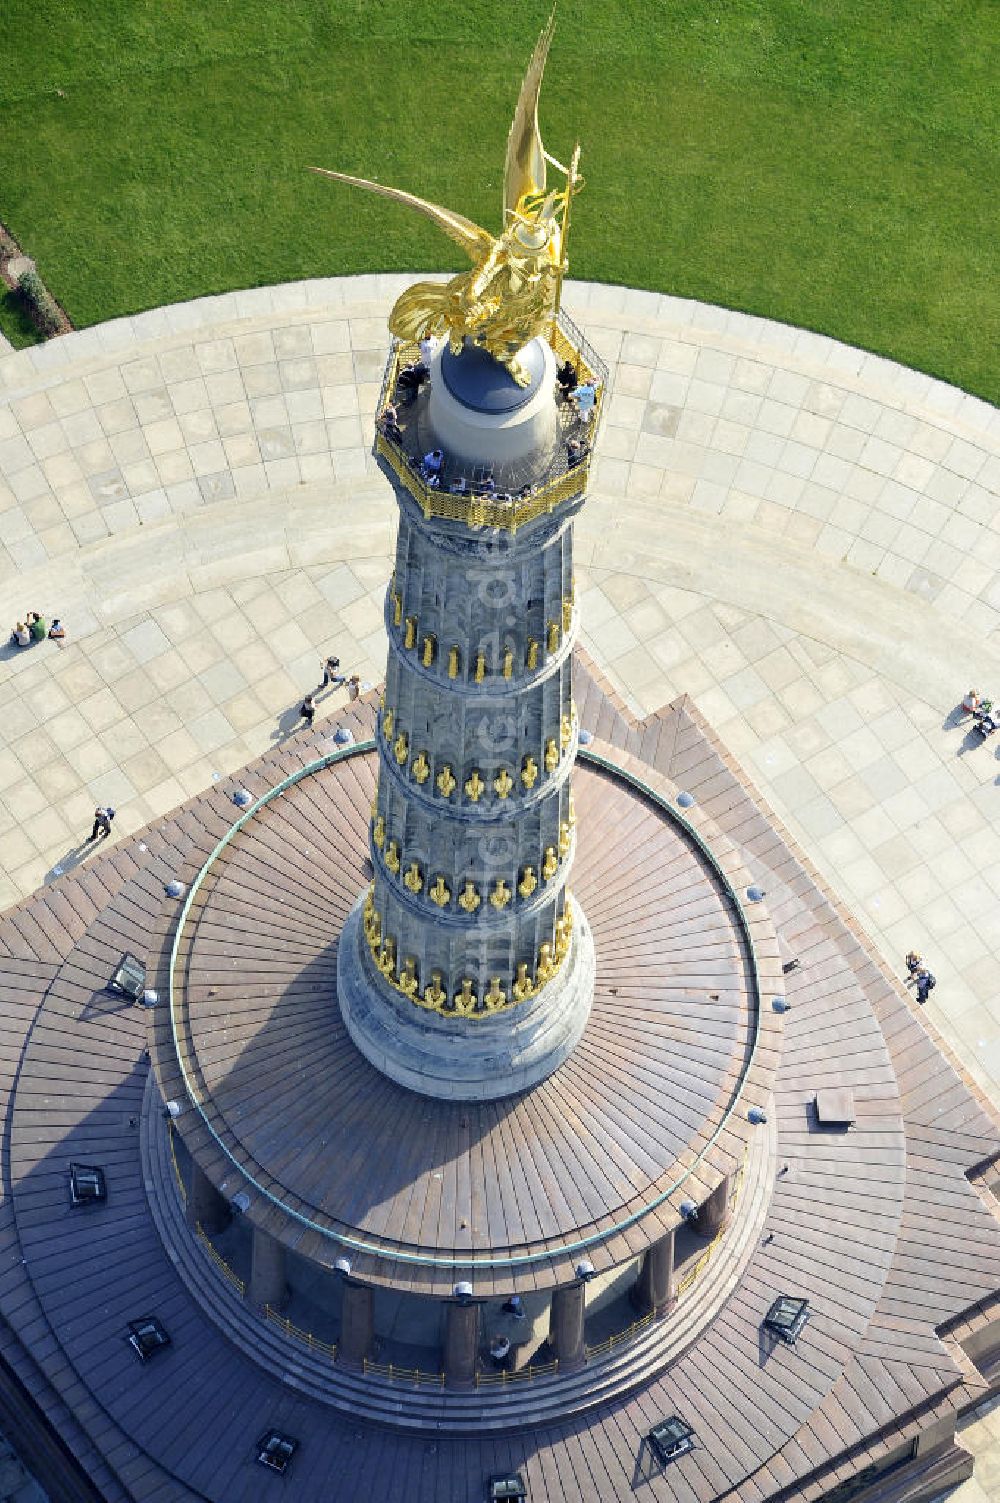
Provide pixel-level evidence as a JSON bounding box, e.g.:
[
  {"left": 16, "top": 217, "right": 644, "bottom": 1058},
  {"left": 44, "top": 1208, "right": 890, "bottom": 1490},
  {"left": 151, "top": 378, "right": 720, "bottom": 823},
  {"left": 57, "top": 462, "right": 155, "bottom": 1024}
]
[
  {"left": 371, "top": 787, "right": 575, "bottom": 912},
  {"left": 372, "top": 841, "right": 572, "bottom": 913},
  {"left": 385, "top": 593, "right": 575, "bottom": 682},
  {"left": 362, "top": 885, "right": 574, "bottom": 1018},
  {"left": 379, "top": 702, "right": 576, "bottom": 804}
]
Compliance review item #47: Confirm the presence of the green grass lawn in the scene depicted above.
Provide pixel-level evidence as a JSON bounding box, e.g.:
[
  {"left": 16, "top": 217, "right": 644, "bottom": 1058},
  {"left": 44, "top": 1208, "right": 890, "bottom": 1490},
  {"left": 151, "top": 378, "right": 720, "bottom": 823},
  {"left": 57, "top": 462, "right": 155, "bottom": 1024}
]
[{"left": 1, "top": 1, "right": 996, "bottom": 401}]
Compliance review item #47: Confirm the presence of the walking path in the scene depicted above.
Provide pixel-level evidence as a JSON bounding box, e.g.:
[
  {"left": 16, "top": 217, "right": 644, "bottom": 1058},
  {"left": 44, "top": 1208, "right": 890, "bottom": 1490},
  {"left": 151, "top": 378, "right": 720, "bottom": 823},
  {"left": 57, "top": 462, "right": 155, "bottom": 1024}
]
[{"left": 0, "top": 275, "right": 998, "bottom": 1492}]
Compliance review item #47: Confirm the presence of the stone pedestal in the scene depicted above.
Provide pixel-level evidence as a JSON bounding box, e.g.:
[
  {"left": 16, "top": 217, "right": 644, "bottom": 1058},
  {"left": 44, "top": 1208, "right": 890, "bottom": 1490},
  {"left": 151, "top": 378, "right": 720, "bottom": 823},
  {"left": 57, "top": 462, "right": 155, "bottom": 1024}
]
[
  {"left": 185, "top": 1160, "right": 229, "bottom": 1235},
  {"left": 697, "top": 1174, "right": 732, "bottom": 1240},
  {"left": 247, "top": 1227, "right": 287, "bottom": 1310},
  {"left": 634, "top": 1231, "right": 675, "bottom": 1316},
  {"left": 549, "top": 1282, "right": 586, "bottom": 1371},
  {"left": 444, "top": 1300, "right": 480, "bottom": 1388},
  {"left": 339, "top": 895, "right": 595, "bottom": 1100},
  {"left": 427, "top": 336, "right": 557, "bottom": 466},
  {"left": 338, "top": 1279, "right": 374, "bottom": 1367}
]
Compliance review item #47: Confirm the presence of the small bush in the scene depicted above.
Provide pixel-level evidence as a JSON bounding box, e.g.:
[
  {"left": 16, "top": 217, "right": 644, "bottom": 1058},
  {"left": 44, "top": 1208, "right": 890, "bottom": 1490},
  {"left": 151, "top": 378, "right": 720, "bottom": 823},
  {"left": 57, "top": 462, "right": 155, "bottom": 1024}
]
[{"left": 17, "top": 269, "right": 62, "bottom": 335}]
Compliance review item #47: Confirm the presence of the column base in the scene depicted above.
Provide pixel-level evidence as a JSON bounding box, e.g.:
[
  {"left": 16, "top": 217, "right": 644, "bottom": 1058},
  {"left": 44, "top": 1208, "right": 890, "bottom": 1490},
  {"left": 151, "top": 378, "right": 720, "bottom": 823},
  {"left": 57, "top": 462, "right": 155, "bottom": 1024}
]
[{"left": 337, "top": 894, "right": 596, "bottom": 1101}]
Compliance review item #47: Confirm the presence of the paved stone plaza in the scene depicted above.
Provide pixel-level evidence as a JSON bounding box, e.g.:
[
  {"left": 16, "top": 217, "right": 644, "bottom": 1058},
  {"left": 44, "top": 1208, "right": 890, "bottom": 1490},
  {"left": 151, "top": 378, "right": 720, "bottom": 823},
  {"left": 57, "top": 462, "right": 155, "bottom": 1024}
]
[{"left": 0, "top": 275, "right": 999, "bottom": 1494}]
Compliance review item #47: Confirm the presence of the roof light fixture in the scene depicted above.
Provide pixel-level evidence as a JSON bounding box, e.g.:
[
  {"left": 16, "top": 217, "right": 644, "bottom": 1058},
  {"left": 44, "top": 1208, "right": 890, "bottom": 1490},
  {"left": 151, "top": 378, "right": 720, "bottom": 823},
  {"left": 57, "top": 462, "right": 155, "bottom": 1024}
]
[
  {"left": 69, "top": 1163, "right": 107, "bottom": 1207},
  {"left": 256, "top": 1431, "right": 298, "bottom": 1473},
  {"left": 764, "top": 1294, "right": 810, "bottom": 1345},
  {"left": 488, "top": 1475, "right": 527, "bottom": 1501},
  {"left": 648, "top": 1416, "right": 694, "bottom": 1466},
  {"left": 127, "top": 1316, "right": 171, "bottom": 1362},
  {"left": 108, "top": 952, "right": 145, "bottom": 1000}
]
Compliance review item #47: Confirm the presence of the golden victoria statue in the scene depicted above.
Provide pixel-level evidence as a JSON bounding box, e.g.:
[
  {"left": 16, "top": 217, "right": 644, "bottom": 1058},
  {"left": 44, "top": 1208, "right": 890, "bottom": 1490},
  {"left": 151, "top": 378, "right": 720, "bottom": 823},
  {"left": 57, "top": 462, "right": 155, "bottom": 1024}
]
[{"left": 309, "top": 14, "right": 581, "bottom": 386}]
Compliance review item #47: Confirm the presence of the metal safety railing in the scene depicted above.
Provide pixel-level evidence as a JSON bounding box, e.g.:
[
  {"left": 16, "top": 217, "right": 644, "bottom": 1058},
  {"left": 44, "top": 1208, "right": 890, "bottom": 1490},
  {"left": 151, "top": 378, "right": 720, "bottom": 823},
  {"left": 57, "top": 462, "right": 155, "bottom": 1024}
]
[
  {"left": 180, "top": 1144, "right": 748, "bottom": 1383},
  {"left": 264, "top": 1306, "right": 337, "bottom": 1360},
  {"left": 362, "top": 1358, "right": 445, "bottom": 1387},
  {"left": 375, "top": 431, "right": 593, "bottom": 533},
  {"left": 675, "top": 1247, "right": 714, "bottom": 1298},
  {"left": 194, "top": 1223, "right": 246, "bottom": 1296},
  {"left": 167, "top": 742, "right": 765, "bottom": 1270},
  {"left": 475, "top": 1357, "right": 560, "bottom": 1386},
  {"left": 584, "top": 1310, "right": 654, "bottom": 1361},
  {"left": 373, "top": 308, "right": 607, "bottom": 533},
  {"left": 675, "top": 1152, "right": 747, "bottom": 1297}
]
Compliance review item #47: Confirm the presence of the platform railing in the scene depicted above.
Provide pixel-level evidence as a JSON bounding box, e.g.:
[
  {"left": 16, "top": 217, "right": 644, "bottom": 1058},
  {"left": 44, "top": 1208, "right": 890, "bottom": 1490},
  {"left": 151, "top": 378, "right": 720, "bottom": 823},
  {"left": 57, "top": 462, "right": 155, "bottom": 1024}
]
[
  {"left": 475, "top": 1357, "right": 560, "bottom": 1386},
  {"left": 373, "top": 308, "right": 607, "bottom": 533},
  {"left": 675, "top": 1151, "right": 747, "bottom": 1297},
  {"left": 264, "top": 1307, "right": 337, "bottom": 1360},
  {"left": 179, "top": 1145, "right": 749, "bottom": 1384},
  {"left": 375, "top": 431, "right": 592, "bottom": 533},
  {"left": 584, "top": 1310, "right": 654, "bottom": 1361},
  {"left": 195, "top": 1223, "right": 246, "bottom": 1296},
  {"left": 362, "top": 1358, "right": 445, "bottom": 1387}
]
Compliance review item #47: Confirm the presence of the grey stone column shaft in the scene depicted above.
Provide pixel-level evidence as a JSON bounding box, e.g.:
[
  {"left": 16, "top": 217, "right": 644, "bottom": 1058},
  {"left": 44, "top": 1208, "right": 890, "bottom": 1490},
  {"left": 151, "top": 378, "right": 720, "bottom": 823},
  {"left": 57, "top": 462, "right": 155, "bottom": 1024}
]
[
  {"left": 697, "top": 1174, "right": 732, "bottom": 1239},
  {"left": 549, "top": 1281, "right": 586, "bottom": 1370},
  {"left": 338, "top": 1279, "right": 374, "bottom": 1367},
  {"left": 185, "top": 1159, "right": 229, "bottom": 1235},
  {"left": 339, "top": 342, "right": 598, "bottom": 1099},
  {"left": 247, "top": 1226, "right": 287, "bottom": 1310},
  {"left": 444, "top": 1300, "right": 480, "bottom": 1387},
  {"left": 371, "top": 493, "right": 580, "bottom": 1006},
  {"left": 634, "top": 1231, "right": 675, "bottom": 1316}
]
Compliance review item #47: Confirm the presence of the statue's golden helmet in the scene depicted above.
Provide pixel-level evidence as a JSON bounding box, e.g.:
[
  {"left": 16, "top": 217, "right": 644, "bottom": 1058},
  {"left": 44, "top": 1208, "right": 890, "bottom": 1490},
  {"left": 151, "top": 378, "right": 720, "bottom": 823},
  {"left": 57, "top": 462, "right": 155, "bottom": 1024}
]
[{"left": 510, "top": 193, "right": 559, "bottom": 253}]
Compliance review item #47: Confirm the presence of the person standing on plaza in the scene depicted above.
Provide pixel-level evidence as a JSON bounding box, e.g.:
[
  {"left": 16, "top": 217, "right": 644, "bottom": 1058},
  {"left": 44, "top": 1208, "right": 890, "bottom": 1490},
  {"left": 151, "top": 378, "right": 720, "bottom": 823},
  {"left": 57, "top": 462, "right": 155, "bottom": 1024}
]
[
  {"left": 915, "top": 967, "right": 936, "bottom": 1005},
  {"left": 319, "top": 655, "right": 343, "bottom": 690},
  {"left": 300, "top": 692, "right": 316, "bottom": 728},
  {"left": 88, "top": 806, "right": 115, "bottom": 842}
]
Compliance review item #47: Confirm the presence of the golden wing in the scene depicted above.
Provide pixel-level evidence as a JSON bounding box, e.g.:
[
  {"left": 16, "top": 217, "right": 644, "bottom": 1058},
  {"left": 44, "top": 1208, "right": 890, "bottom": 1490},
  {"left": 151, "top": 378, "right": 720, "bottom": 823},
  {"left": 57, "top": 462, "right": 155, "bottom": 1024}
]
[
  {"left": 308, "top": 168, "right": 494, "bottom": 263},
  {"left": 503, "top": 9, "right": 558, "bottom": 217}
]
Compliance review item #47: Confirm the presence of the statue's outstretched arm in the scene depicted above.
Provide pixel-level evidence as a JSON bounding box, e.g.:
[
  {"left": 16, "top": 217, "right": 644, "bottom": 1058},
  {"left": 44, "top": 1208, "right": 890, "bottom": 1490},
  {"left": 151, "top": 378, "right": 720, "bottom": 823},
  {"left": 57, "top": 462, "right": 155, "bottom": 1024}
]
[{"left": 308, "top": 168, "right": 494, "bottom": 264}]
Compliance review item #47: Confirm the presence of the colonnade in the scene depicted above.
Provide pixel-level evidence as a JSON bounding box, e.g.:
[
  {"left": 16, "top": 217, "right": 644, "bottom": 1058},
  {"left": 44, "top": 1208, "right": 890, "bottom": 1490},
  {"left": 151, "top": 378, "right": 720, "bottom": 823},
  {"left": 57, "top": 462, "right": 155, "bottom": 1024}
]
[{"left": 185, "top": 1159, "right": 734, "bottom": 1384}]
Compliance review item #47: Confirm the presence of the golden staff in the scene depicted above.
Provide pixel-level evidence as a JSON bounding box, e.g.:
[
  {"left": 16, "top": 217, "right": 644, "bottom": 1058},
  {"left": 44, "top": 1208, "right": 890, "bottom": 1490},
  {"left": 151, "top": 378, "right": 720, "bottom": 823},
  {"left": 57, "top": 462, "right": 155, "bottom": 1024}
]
[{"left": 551, "top": 142, "right": 582, "bottom": 343}]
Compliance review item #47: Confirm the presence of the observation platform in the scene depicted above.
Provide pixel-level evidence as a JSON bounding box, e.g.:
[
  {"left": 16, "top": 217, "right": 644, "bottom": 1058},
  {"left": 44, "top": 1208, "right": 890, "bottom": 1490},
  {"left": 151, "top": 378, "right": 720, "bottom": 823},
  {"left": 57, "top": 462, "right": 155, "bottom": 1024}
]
[{"left": 374, "top": 310, "right": 607, "bottom": 532}]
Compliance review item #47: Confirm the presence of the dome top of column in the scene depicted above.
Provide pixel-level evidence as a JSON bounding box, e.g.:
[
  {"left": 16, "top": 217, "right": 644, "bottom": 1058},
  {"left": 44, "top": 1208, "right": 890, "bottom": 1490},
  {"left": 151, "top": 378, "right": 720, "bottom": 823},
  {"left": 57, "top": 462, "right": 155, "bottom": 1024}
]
[{"left": 440, "top": 337, "right": 548, "bottom": 414}]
